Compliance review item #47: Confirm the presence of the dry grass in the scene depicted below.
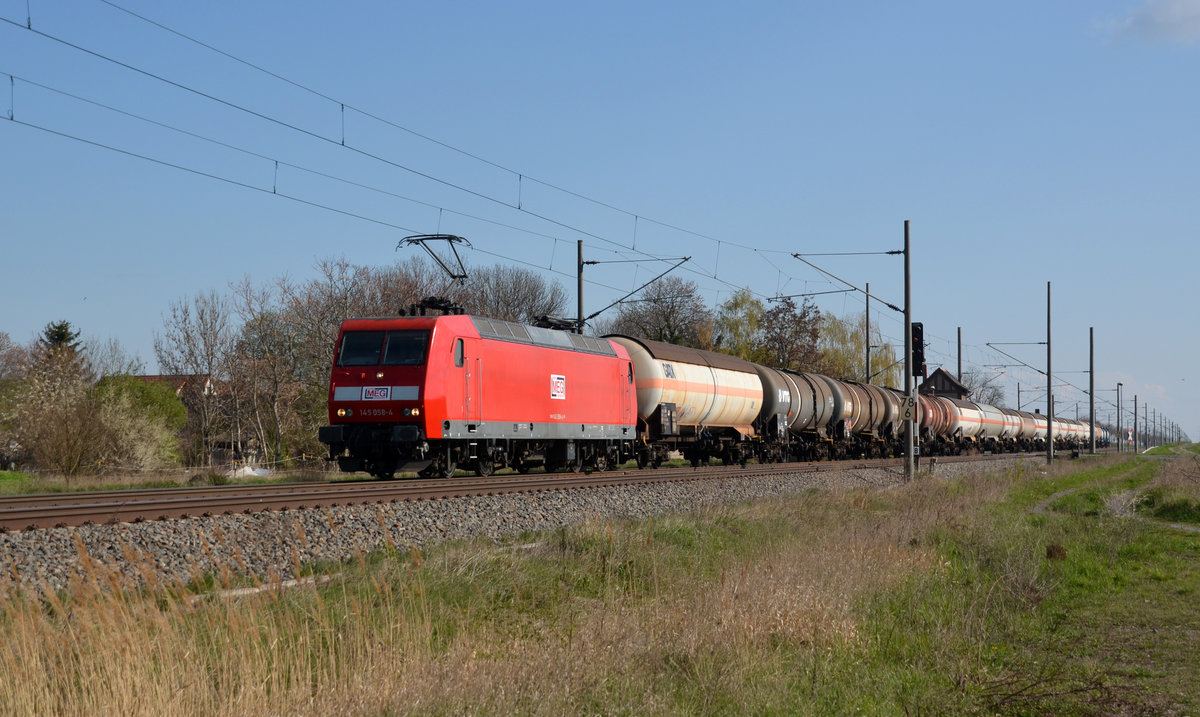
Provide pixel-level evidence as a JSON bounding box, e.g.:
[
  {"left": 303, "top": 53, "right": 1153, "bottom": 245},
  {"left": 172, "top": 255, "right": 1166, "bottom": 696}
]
[{"left": 2, "top": 456, "right": 1159, "bottom": 715}]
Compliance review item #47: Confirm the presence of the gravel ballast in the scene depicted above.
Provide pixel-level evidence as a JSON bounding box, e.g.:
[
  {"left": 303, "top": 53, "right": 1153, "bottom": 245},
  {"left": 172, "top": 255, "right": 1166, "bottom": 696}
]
[{"left": 0, "top": 458, "right": 1024, "bottom": 594}]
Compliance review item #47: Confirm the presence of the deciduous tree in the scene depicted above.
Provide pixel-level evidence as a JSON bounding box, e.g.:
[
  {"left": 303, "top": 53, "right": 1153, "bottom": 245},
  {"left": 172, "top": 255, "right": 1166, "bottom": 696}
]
[
  {"left": 959, "top": 368, "right": 1006, "bottom": 407},
  {"left": 605, "top": 276, "right": 713, "bottom": 348},
  {"left": 462, "top": 264, "right": 568, "bottom": 324},
  {"left": 818, "top": 312, "right": 901, "bottom": 387},
  {"left": 154, "top": 291, "right": 236, "bottom": 465},
  {"left": 757, "top": 296, "right": 823, "bottom": 371},
  {"left": 712, "top": 289, "right": 764, "bottom": 362}
]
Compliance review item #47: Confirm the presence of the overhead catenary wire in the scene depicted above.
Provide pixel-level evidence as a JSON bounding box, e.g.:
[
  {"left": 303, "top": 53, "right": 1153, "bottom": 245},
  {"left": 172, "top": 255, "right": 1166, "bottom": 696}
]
[
  {"left": 3, "top": 10, "right": 800, "bottom": 309},
  {"left": 99, "top": 0, "right": 806, "bottom": 266},
  {"left": 9, "top": 4, "right": 939, "bottom": 323},
  {"left": 1, "top": 3, "right": 1068, "bottom": 373}
]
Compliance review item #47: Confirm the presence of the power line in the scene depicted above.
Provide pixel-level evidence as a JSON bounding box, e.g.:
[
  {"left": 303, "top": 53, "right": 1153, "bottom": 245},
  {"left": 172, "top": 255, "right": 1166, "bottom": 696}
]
[
  {"left": 94, "top": 0, "right": 804, "bottom": 273},
  {"left": 4, "top": 9, "right": 809, "bottom": 309}
]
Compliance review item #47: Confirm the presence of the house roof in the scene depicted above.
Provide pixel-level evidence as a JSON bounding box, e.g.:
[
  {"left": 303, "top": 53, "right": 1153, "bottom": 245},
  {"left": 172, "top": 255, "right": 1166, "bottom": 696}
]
[{"left": 920, "top": 367, "right": 970, "bottom": 395}]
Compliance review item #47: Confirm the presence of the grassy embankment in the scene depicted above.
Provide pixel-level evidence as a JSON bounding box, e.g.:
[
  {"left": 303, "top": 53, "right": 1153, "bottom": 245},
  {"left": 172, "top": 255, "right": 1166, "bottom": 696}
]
[{"left": 2, "top": 451, "right": 1199, "bottom": 714}]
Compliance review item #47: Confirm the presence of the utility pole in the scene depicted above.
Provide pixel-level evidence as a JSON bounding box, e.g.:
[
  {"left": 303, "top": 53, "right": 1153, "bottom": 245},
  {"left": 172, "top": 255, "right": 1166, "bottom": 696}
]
[
  {"left": 865, "top": 282, "right": 871, "bottom": 383},
  {"left": 957, "top": 327, "right": 962, "bottom": 381},
  {"left": 576, "top": 240, "right": 584, "bottom": 333},
  {"left": 1046, "top": 282, "right": 1053, "bottom": 465},
  {"left": 1089, "top": 327, "right": 1095, "bottom": 454},
  {"left": 1116, "top": 382, "right": 1123, "bottom": 454},
  {"left": 904, "top": 222, "right": 914, "bottom": 481},
  {"left": 1134, "top": 395, "right": 1139, "bottom": 453}
]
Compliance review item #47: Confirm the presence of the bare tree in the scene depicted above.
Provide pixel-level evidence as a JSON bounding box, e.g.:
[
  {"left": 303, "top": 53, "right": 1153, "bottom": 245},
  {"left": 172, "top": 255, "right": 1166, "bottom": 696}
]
[
  {"left": 87, "top": 336, "right": 145, "bottom": 377},
  {"left": 366, "top": 255, "right": 461, "bottom": 316},
  {"left": 462, "top": 264, "right": 568, "bottom": 324},
  {"left": 0, "top": 332, "right": 30, "bottom": 382},
  {"left": 154, "top": 291, "right": 237, "bottom": 466},
  {"left": 960, "top": 368, "right": 1007, "bottom": 407},
  {"left": 230, "top": 279, "right": 312, "bottom": 466},
  {"left": 757, "top": 296, "right": 823, "bottom": 371},
  {"left": 605, "top": 276, "right": 713, "bottom": 348}
]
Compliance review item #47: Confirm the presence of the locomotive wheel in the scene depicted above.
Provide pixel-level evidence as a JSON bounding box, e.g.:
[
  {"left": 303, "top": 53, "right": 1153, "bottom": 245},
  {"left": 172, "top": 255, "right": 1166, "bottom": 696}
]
[
  {"left": 439, "top": 460, "right": 458, "bottom": 479},
  {"left": 474, "top": 458, "right": 494, "bottom": 477}
]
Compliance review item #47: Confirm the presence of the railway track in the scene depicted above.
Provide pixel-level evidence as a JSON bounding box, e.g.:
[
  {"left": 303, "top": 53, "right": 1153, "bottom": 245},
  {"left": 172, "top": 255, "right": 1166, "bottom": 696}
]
[{"left": 0, "top": 453, "right": 1024, "bottom": 532}]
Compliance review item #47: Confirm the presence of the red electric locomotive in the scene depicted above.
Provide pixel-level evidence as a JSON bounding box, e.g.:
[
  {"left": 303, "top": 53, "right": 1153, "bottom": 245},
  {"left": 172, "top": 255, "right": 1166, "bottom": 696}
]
[{"left": 318, "top": 314, "right": 636, "bottom": 478}]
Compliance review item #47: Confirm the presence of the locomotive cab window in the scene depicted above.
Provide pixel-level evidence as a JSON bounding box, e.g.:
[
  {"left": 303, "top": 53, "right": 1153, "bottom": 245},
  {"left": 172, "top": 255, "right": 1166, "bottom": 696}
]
[
  {"left": 454, "top": 339, "right": 465, "bottom": 368},
  {"left": 383, "top": 330, "right": 431, "bottom": 366},
  {"left": 338, "top": 331, "right": 386, "bottom": 366},
  {"left": 338, "top": 330, "right": 431, "bottom": 367}
]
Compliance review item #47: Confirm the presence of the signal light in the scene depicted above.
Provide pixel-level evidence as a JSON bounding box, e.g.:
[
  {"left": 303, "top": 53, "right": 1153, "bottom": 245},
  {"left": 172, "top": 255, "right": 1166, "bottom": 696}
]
[{"left": 911, "top": 322, "right": 927, "bottom": 378}]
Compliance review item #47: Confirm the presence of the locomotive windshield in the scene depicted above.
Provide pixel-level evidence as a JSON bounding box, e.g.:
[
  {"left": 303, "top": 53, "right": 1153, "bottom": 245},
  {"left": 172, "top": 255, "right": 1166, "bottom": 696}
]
[{"left": 337, "top": 330, "right": 430, "bottom": 367}]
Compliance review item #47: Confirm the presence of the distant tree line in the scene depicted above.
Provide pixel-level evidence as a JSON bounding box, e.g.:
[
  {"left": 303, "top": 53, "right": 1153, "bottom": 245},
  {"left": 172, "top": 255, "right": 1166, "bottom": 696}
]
[{"left": 0, "top": 256, "right": 913, "bottom": 478}]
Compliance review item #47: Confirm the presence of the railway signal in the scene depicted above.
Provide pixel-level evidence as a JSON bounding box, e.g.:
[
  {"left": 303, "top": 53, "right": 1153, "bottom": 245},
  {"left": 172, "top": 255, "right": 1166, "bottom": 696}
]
[{"left": 911, "top": 321, "right": 926, "bottom": 378}]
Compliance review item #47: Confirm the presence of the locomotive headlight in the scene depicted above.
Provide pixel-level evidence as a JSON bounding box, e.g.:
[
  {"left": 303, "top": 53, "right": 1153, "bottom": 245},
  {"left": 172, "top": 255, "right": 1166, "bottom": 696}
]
[
  {"left": 337, "top": 408, "right": 353, "bottom": 418},
  {"left": 402, "top": 408, "right": 421, "bottom": 417}
]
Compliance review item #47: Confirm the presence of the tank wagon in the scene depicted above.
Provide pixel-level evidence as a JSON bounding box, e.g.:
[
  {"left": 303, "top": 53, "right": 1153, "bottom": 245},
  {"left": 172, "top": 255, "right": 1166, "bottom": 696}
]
[{"left": 319, "top": 313, "right": 1109, "bottom": 477}]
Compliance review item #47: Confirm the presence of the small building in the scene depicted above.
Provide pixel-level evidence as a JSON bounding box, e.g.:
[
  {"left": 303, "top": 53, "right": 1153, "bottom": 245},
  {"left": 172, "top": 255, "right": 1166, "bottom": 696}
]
[{"left": 919, "top": 367, "right": 970, "bottom": 401}]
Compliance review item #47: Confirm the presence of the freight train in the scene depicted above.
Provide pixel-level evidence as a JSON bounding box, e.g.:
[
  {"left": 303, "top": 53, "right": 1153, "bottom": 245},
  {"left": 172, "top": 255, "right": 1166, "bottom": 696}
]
[{"left": 317, "top": 313, "right": 1107, "bottom": 478}]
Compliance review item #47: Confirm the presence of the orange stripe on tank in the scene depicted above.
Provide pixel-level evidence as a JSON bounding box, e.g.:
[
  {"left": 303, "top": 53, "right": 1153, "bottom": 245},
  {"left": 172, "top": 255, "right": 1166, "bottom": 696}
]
[{"left": 640, "top": 378, "right": 763, "bottom": 399}]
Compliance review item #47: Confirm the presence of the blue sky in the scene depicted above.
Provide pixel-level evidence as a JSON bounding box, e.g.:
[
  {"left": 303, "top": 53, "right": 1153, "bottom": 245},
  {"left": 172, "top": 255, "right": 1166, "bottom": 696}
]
[{"left": 2, "top": 0, "right": 1197, "bottom": 440}]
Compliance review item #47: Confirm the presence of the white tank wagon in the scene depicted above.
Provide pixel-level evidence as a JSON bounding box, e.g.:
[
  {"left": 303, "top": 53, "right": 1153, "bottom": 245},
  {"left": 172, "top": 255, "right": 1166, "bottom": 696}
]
[{"left": 606, "top": 336, "right": 764, "bottom": 467}]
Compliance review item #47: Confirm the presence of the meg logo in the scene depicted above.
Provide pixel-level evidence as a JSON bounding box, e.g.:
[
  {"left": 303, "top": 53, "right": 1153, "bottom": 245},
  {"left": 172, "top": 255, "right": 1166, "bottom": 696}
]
[
  {"left": 550, "top": 374, "right": 566, "bottom": 400},
  {"left": 362, "top": 386, "right": 391, "bottom": 400}
]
